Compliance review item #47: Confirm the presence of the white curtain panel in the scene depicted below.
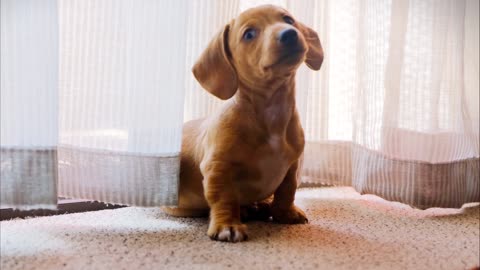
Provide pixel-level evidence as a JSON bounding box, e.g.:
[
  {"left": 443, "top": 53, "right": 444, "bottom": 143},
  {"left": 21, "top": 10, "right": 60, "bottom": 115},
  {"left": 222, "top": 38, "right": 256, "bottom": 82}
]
[
  {"left": 57, "top": 0, "right": 188, "bottom": 206},
  {"left": 297, "top": 0, "right": 479, "bottom": 209},
  {"left": 190, "top": 0, "right": 480, "bottom": 209},
  {"left": 1, "top": 0, "right": 59, "bottom": 209},
  {"left": 1, "top": 0, "right": 189, "bottom": 209}
]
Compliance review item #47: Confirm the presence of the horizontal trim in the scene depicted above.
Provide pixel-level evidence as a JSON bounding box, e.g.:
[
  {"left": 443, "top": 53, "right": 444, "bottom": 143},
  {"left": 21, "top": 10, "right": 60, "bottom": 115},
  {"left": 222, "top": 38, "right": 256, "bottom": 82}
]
[
  {"left": 0, "top": 204, "right": 57, "bottom": 211},
  {"left": 304, "top": 140, "right": 479, "bottom": 165},
  {"left": 0, "top": 199, "right": 125, "bottom": 221},
  {"left": 59, "top": 144, "right": 180, "bottom": 158},
  {"left": 0, "top": 146, "right": 57, "bottom": 151}
]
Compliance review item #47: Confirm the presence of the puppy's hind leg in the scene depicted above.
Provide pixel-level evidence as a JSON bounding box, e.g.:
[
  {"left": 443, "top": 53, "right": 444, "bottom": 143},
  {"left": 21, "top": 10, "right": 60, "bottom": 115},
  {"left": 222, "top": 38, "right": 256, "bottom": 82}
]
[
  {"left": 271, "top": 162, "right": 308, "bottom": 224},
  {"left": 240, "top": 196, "right": 273, "bottom": 222}
]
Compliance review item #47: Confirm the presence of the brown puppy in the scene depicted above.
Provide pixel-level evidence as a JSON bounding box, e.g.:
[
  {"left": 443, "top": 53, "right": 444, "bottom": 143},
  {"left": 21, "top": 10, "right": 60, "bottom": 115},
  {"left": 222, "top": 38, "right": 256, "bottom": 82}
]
[{"left": 164, "top": 5, "right": 323, "bottom": 242}]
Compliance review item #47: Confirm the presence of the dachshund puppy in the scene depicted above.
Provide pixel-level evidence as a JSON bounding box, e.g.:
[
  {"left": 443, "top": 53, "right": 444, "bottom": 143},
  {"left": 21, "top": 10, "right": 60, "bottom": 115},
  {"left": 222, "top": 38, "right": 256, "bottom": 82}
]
[{"left": 164, "top": 5, "right": 323, "bottom": 242}]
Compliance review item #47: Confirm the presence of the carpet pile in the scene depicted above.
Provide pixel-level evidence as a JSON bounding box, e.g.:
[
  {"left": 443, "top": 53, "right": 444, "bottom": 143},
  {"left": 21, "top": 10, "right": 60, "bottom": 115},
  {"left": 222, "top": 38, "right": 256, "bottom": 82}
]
[{"left": 1, "top": 187, "right": 479, "bottom": 270}]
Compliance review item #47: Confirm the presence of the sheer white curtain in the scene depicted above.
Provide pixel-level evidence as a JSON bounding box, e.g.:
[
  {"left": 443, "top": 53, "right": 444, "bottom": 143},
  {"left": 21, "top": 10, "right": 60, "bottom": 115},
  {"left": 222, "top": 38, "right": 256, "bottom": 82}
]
[
  {"left": 1, "top": 0, "right": 59, "bottom": 209},
  {"left": 2, "top": 0, "right": 479, "bottom": 210},
  {"left": 56, "top": 0, "right": 190, "bottom": 206},
  {"left": 296, "top": 0, "right": 479, "bottom": 209},
  {"left": 1, "top": 0, "right": 189, "bottom": 208},
  {"left": 188, "top": 0, "right": 480, "bottom": 208}
]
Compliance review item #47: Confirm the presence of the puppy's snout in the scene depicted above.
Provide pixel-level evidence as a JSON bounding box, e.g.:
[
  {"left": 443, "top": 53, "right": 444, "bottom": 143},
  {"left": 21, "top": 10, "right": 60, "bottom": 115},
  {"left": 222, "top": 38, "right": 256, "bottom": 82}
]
[{"left": 278, "top": 28, "right": 298, "bottom": 46}]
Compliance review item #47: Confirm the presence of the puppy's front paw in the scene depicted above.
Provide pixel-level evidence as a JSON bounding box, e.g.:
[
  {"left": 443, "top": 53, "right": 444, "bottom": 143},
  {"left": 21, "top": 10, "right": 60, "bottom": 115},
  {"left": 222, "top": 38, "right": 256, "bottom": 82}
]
[
  {"left": 271, "top": 205, "right": 308, "bottom": 224},
  {"left": 207, "top": 223, "right": 248, "bottom": 242}
]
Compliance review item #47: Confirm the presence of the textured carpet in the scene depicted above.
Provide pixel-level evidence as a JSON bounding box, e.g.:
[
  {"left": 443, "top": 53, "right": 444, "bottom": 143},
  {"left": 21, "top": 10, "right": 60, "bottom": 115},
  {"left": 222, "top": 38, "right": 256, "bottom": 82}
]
[{"left": 1, "top": 187, "right": 479, "bottom": 270}]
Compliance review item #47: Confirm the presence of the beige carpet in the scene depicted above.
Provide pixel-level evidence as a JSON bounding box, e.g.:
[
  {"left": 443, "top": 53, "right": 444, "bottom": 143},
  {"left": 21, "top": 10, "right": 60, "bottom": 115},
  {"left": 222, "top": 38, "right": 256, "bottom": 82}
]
[{"left": 1, "top": 187, "right": 479, "bottom": 270}]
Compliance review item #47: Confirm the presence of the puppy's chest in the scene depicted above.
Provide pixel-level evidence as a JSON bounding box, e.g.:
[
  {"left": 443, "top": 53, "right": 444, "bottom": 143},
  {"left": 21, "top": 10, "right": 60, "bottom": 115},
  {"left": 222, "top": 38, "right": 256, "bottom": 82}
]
[
  {"left": 258, "top": 134, "right": 293, "bottom": 181},
  {"left": 237, "top": 133, "right": 296, "bottom": 203}
]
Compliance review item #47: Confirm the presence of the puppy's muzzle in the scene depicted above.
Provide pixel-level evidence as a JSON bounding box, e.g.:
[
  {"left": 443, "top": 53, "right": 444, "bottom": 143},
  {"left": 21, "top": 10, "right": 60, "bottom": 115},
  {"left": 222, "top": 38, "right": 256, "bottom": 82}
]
[
  {"left": 278, "top": 28, "right": 298, "bottom": 47},
  {"left": 274, "top": 28, "right": 305, "bottom": 67}
]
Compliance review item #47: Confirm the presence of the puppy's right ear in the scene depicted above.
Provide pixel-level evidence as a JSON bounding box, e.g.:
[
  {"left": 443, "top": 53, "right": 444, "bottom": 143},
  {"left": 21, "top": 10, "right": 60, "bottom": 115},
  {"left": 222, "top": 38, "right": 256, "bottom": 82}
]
[{"left": 192, "top": 24, "right": 238, "bottom": 100}]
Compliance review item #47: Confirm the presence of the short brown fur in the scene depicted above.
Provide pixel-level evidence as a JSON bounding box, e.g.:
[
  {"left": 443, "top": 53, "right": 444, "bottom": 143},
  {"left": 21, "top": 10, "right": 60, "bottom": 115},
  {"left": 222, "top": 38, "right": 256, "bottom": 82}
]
[{"left": 163, "top": 5, "right": 323, "bottom": 242}]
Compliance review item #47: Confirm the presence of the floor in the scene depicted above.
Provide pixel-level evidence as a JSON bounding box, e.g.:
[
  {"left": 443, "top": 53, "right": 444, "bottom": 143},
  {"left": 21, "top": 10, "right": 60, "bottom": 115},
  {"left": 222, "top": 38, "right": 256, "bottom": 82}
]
[{"left": 1, "top": 187, "right": 479, "bottom": 270}]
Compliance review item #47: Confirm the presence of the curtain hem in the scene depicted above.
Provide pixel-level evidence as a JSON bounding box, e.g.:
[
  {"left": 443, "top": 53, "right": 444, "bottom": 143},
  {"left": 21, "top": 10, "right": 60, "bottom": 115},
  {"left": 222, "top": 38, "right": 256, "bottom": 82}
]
[
  {"left": 0, "top": 148, "right": 58, "bottom": 210},
  {"left": 58, "top": 146, "right": 179, "bottom": 207},
  {"left": 302, "top": 141, "right": 480, "bottom": 209}
]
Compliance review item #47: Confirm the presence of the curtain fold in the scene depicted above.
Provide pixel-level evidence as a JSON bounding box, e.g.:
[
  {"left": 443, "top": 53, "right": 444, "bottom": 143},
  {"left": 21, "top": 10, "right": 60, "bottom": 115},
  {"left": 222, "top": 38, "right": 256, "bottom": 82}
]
[
  {"left": 57, "top": 0, "right": 188, "bottom": 206},
  {"left": 1, "top": 0, "right": 59, "bottom": 209}
]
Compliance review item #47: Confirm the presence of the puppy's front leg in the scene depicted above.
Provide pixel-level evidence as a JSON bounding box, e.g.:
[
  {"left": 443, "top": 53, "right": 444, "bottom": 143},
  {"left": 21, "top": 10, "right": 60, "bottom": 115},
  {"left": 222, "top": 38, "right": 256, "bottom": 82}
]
[
  {"left": 271, "top": 161, "right": 308, "bottom": 224},
  {"left": 203, "top": 164, "right": 247, "bottom": 242}
]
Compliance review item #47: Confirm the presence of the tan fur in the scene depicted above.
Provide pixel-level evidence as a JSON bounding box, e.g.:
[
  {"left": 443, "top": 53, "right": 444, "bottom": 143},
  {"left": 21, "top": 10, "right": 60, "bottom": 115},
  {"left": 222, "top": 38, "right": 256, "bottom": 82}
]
[{"left": 163, "top": 5, "right": 323, "bottom": 242}]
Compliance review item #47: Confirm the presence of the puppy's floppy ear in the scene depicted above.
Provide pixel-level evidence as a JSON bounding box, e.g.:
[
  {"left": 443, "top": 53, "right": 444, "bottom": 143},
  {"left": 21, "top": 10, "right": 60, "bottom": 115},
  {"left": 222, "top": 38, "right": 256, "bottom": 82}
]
[
  {"left": 192, "top": 24, "right": 238, "bottom": 100},
  {"left": 297, "top": 22, "right": 324, "bottom": 70}
]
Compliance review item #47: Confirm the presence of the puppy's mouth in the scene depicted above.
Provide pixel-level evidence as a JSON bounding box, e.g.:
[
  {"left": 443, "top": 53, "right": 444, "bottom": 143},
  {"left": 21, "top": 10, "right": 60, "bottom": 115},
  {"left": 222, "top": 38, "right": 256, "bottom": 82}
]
[{"left": 265, "top": 47, "right": 306, "bottom": 69}]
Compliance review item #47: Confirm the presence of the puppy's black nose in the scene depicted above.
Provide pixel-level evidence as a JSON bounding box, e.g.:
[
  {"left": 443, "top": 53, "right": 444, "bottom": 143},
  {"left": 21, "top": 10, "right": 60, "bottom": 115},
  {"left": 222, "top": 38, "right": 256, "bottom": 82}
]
[{"left": 279, "top": 28, "right": 298, "bottom": 46}]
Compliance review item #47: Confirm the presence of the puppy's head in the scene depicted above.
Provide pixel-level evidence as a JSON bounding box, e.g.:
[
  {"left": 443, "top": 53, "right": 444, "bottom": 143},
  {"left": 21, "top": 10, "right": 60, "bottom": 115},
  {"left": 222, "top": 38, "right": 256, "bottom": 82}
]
[{"left": 193, "top": 5, "right": 323, "bottom": 100}]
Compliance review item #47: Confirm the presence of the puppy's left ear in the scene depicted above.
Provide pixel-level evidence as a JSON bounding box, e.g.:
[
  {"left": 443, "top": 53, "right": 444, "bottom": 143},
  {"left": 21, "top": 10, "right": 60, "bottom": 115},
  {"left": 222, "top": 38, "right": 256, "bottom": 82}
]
[{"left": 297, "top": 22, "right": 324, "bottom": 70}]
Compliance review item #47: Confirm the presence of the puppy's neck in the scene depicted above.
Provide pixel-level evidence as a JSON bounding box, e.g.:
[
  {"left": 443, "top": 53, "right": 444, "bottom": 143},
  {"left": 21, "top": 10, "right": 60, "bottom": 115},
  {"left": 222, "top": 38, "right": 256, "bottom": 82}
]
[{"left": 235, "top": 76, "right": 296, "bottom": 135}]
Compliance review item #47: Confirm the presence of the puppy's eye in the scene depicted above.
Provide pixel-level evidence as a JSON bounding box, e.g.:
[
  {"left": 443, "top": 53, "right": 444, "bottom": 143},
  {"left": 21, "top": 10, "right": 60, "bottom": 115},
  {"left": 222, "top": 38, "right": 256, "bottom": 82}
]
[
  {"left": 243, "top": 28, "right": 257, "bottom": 41},
  {"left": 283, "top": 16, "right": 295, "bottom": 25}
]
